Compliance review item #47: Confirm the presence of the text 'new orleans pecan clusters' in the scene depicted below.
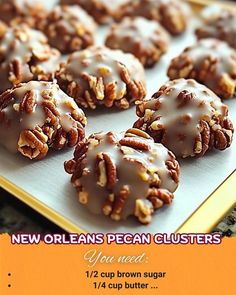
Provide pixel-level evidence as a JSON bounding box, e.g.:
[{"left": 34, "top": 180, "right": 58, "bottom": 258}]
[
  {"left": 0, "top": 24, "right": 61, "bottom": 94},
  {"left": 41, "top": 5, "right": 97, "bottom": 54},
  {"left": 134, "top": 79, "right": 234, "bottom": 158},
  {"left": 56, "top": 46, "right": 146, "bottom": 109},
  {"left": 105, "top": 17, "right": 169, "bottom": 68},
  {"left": 167, "top": 39, "right": 236, "bottom": 99},
  {"left": 115, "top": 0, "right": 190, "bottom": 35},
  {"left": 196, "top": 8, "right": 236, "bottom": 50},
  {"left": 64, "top": 128, "right": 180, "bottom": 224},
  {"left": 0, "top": 81, "right": 87, "bottom": 160}
]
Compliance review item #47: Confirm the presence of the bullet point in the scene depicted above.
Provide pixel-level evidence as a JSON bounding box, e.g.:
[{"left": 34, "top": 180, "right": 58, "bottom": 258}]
[
  {"left": 8, "top": 284, "right": 11, "bottom": 288},
  {"left": 8, "top": 273, "right": 11, "bottom": 276}
]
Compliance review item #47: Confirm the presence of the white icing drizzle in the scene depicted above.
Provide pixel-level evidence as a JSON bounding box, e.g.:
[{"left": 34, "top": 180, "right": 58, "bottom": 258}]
[
  {"left": 49, "top": 5, "right": 97, "bottom": 35},
  {"left": 187, "top": 39, "right": 236, "bottom": 75},
  {"left": 0, "top": 25, "right": 59, "bottom": 92},
  {"left": 65, "top": 46, "right": 145, "bottom": 98},
  {"left": 80, "top": 133, "right": 177, "bottom": 219},
  {"left": 107, "top": 16, "right": 169, "bottom": 49},
  {"left": 0, "top": 81, "right": 85, "bottom": 153},
  {"left": 144, "top": 79, "right": 226, "bottom": 157}
]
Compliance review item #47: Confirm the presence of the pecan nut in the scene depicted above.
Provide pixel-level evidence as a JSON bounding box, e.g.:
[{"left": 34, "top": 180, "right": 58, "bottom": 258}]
[{"left": 96, "top": 153, "right": 117, "bottom": 189}]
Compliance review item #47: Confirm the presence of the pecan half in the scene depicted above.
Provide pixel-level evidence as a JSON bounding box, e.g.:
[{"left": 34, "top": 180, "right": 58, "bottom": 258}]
[
  {"left": 134, "top": 199, "right": 153, "bottom": 225},
  {"left": 111, "top": 186, "right": 130, "bottom": 221},
  {"left": 18, "top": 128, "right": 48, "bottom": 160},
  {"left": 96, "top": 153, "right": 117, "bottom": 189},
  {"left": 20, "top": 91, "right": 35, "bottom": 114},
  {"left": 119, "top": 137, "right": 150, "bottom": 151},
  {"left": 147, "top": 188, "right": 174, "bottom": 209}
]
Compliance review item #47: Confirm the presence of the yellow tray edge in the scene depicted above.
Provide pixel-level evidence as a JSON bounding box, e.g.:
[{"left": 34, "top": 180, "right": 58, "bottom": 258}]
[{"left": 0, "top": 176, "right": 86, "bottom": 234}]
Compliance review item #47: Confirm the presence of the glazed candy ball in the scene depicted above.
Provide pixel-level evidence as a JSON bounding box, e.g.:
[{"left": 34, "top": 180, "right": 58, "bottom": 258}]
[
  {"left": 42, "top": 5, "right": 97, "bottom": 54},
  {"left": 0, "top": 81, "right": 87, "bottom": 160},
  {"left": 115, "top": 0, "right": 191, "bottom": 35},
  {"left": 134, "top": 79, "right": 234, "bottom": 158},
  {"left": 196, "top": 8, "right": 236, "bottom": 50},
  {"left": 0, "top": 24, "right": 61, "bottom": 93},
  {"left": 105, "top": 17, "right": 169, "bottom": 68},
  {"left": 64, "top": 128, "right": 180, "bottom": 224},
  {"left": 167, "top": 39, "right": 236, "bottom": 99},
  {"left": 56, "top": 46, "right": 146, "bottom": 109}
]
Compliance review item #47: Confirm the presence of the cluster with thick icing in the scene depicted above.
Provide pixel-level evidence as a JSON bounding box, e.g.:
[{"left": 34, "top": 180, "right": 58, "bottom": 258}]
[
  {"left": 115, "top": 0, "right": 190, "bottom": 35},
  {"left": 134, "top": 79, "right": 234, "bottom": 158},
  {"left": 0, "top": 81, "right": 87, "bottom": 160},
  {"left": 56, "top": 46, "right": 146, "bottom": 109},
  {"left": 105, "top": 17, "right": 169, "bottom": 68},
  {"left": 0, "top": 24, "right": 61, "bottom": 94},
  {"left": 41, "top": 5, "right": 97, "bottom": 54},
  {"left": 64, "top": 128, "right": 180, "bottom": 224},
  {"left": 167, "top": 39, "right": 236, "bottom": 99},
  {"left": 196, "top": 8, "right": 236, "bottom": 50},
  {"left": 60, "top": 0, "right": 130, "bottom": 24},
  {"left": 0, "top": 0, "right": 53, "bottom": 28}
]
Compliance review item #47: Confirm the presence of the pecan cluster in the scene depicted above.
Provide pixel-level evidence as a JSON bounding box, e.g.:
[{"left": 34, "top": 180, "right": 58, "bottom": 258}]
[
  {"left": 0, "top": 24, "right": 61, "bottom": 94},
  {"left": 115, "top": 0, "right": 190, "bottom": 35},
  {"left": 167, "top": 39, "right": 236, "bottom": 99},
  {"left": 0, "top": 0, "right": 49, "bottom": 28},
  {"left": 41, "top": 5, "right": 97, "bottom": 54},
  {"left": 56, "top": 46, "right": 146, "bottom": 110},
  {"left": 64, "top": 128, "right": 180, "bottom": 224},
  {"left": 134, "top": 79, "right": 234, "bottom": 158},
  {"left": 60, "top": 0, "right": 130, "bottom": 24},
  {"left": 0, "top": 81, "right": 87, "bottom": 160},
  {"left": 196, "top": 9, "right": 236, "bottom": 50},
  {"left": 105, "top": 17, "right": 169, "bottom": 68}
]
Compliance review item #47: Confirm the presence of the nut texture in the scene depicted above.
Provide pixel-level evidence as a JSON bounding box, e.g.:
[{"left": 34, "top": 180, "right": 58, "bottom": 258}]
[
  {"left": 64, "top": 128, "right": 180, "bottom": 224},
  {"left": 105, "top": 17, "right": 169, "bottom": 68},
  {"left": 41, "top": 5, "right": 97, "bottom": 54},
  {"left": 167, "top": 39, "right": 236, "bottom": 99},
  {"left": 196, "top": 8, "right": 236, "bottom": 49},
  {"left": 0, "top": 0, "right": 52, "bottom": 28},
  {"left": 60, "top": 0, "right": 130, "bottom": 24},
  {"left": 0, "top": 24, "right": 61, "bottom": 94},
  {"left": 115, "top": 0, "right": 190, "bottom": 35},
  {"left": 0, "top": 81, "right": 87, "bottom": 160},
  {"left": 134, "top": 79, "right": 234, "bottom": 158},
  {"left": 56, "top": 46, "right": 146, "bottom": 109}
]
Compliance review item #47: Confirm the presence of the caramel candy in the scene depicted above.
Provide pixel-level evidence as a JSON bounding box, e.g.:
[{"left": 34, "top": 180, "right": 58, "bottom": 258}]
[
  {"left": 56, "top": 46, "right": 146, "bottom": 110},
  {"left": 196, "top": 8, "right": 236, "bottom": 49},
  {"left": 0, "top": 24, "right": 61, "bottom": 94},
  {"left": 167, "top": 39, "right": 236, "bottom": 99},
  {"left": 105, "top": 17, "right": 169, "bottom": 68},
  {"left": 42, "top": 5, "right": 97, "bottom": 54},
  {"left": 64, "top": 128, "right": 180, "bottom": 224},
  {"left": 115, "top": 0, "right": 190, "bottom": 35},
  {"left": 0, "top": 81, "right": 87, "bottom": 160},
  {"left": 60, "top": 0, "right": 130, "bottom": 24},
  {"left": 134, "top": 79, "right": 234, "bottom": 158}
]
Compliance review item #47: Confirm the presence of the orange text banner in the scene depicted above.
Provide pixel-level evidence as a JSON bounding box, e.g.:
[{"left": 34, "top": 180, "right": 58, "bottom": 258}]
[{"left": 0, "top": 235, "right": 235, "bottom": 295}]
